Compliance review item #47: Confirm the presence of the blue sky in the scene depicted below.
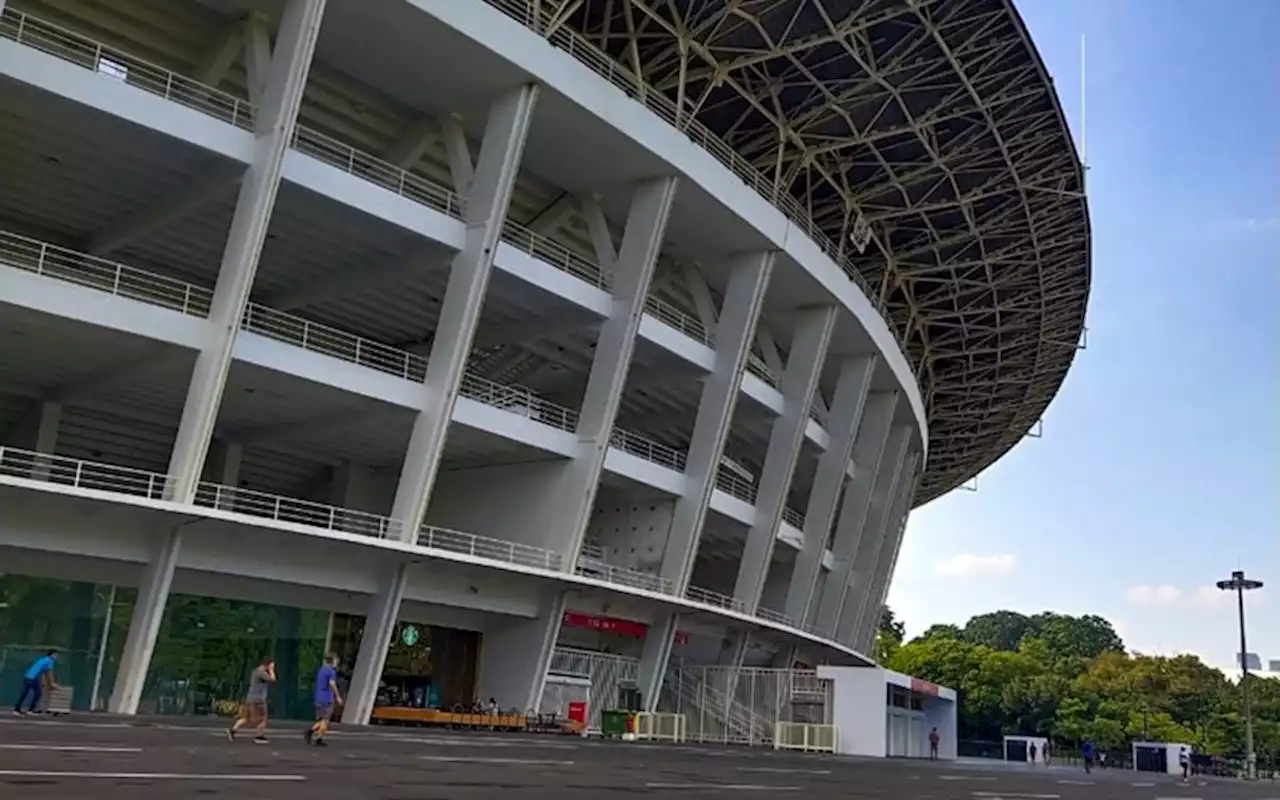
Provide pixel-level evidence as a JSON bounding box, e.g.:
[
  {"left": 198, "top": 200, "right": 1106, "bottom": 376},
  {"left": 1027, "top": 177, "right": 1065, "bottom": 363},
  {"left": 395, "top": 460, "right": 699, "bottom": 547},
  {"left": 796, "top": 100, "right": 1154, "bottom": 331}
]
[{"left": 888, "top": 0, "right": 1279, "bottom": 674}]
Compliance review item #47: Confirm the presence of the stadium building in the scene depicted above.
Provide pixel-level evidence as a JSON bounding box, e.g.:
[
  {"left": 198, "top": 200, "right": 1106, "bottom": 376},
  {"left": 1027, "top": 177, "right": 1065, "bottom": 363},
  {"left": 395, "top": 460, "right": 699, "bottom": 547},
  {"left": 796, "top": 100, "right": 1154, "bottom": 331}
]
[{"left": 0, "top": 0, "right": 1088, "bottom": 739}]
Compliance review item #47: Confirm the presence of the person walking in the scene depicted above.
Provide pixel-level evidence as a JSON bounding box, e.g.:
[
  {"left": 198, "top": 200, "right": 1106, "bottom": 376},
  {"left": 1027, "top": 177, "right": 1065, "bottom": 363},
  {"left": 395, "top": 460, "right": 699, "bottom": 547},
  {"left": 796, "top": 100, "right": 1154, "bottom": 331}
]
[
  {"left": 1029, "top": 741, "right": 1038, "bottom": 764},
  {"left": 13, "top": 649, "right": 59, "bottom": 715},
  {"left": 227, "top": 656, "right": 276, "bottom": 744},
  {"left": 305, "top": 654, "right": 342, "bottom": 747},
  {"left": 1082, "top": 740, "right": 1095, "bottom": 774},
  {"left": 928, "top": 727, "right": 940, "bottom": 760}
]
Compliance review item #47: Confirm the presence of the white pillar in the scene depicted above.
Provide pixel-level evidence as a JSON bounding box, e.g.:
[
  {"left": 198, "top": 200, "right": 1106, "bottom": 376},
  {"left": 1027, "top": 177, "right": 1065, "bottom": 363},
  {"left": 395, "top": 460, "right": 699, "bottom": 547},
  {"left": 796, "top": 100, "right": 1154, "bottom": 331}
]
[
  {"left": 113, "top": 0, "right": 324, "bottom": 717},
  {"left": 342, "top": 559, "right": 409, "bottom": 725},
  {"left": 166, "top": 0, "right": 325, "bottom": 502},
  {"left": 781, "top": 355, "right": 876, "bottom": 625},
  {"left": 660, "top": 251, "right": 774, "bottom": 589},
  {"left": 107, "top": 526, "right": 185, "bottom": 714},
  {"left": 389, "top": 84, "right": 538, "bottom": 544},
  {"left": 343, "top": 86, "right": 537, "bottom": 723},
  {"left": 638, "top": 251, "right": 773, "bottom": 710},
  {"left": 830, "top": 427, "right": 911, "bottom": 643},
  {"left": 28, "top": 401, "right": 61, "bottom": 481},
  {"left": 811, "top": 391, "right": 900, "bottom": 638},
  {"left": 475, "top": 589, "right": 569, "bottom": 712},
  {"left": 205, "top": 440, "right": 242, "bottom": 509},
  {"left": 538, "top": 177, "right": 678, "bottom": 560},
  {"left": 851, "top": 454, "right": 919, "bottom": 651},
  {"left": 733, "top": 306, "right": 836, "bottom": 612}
]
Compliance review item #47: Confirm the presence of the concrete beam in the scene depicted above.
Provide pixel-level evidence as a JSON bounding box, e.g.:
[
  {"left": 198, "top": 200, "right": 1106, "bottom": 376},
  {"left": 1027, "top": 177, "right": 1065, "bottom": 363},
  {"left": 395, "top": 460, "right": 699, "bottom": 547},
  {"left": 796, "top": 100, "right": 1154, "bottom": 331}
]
[{"left": 85, "top": 164, "right": 244, "bottom": 256}]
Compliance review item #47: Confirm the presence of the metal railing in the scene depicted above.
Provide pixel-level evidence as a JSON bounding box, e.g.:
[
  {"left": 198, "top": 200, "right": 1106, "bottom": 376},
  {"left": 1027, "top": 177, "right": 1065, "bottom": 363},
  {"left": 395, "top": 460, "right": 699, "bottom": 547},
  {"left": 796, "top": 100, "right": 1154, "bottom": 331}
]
[
  {"left": 458, "top": 372, "right": 577, "bottom": 433},
  {"left": 644, "top": 295, "right": 711, "bottom": 346},
  {"left": 746, "top": 354, "right": 780, "bottom": 387},
  {"left": 0, "top": 231, "right": 213, "bottom": 317},
  {"left": 501, "top": 220, "right": 607, "bottom": 288},
  {"left": 291, "top": 125, "right": 466, "bottom": 220},
  {"left": 685, "top": 585, "right": 747, "bottom": 614},
  {"left": 757, "top": 607, "right": 795, "bottom": 627},
  {"left": 574, "top": 556, "right": 674, "bottom": 595},
  {"left": 781, "top": 507, "right": 805, "bottom": 530},
  {"left": 192, "top": 483, "right": 400, "bottom": 539},
  {"left": 0, "top": 447, "right": 169, "bottom": 499},
  {"left": 243, "top": 303, "right": 428, "bottom": 381},
  {"left": 480, "top": 0, "right": 911, "bottom": 362},
  {"left": 418, "top": 524, "right": 565, "bottom": 571},
  {"left": 715, "top": 468, "right": 758, "bottom": 504},
  {"left": 608, "top": 428, "right": 688, "bottom": 472},
  {"left": 0, "top": 9, "right": 254, "bottom": 130}
]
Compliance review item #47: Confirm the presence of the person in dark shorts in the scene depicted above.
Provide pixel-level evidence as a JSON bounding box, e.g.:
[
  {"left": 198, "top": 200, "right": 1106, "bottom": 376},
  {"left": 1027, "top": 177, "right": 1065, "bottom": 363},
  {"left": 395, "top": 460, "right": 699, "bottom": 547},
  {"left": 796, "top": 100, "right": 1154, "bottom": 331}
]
[
  {"left": 928, "top": 727, "right": 939, "bottom": 760},
  {"left": 13, "top": 649, "right": 59, "bottom": 715},
  {"left": 305, "top": 653, "right": 343, "bottom": 747},
  {"left": 227, "top": 656, "right": 276, "bottom": 744},
  {"left": 1081, "top": 739, "right": 1095, "bottom": 773}
]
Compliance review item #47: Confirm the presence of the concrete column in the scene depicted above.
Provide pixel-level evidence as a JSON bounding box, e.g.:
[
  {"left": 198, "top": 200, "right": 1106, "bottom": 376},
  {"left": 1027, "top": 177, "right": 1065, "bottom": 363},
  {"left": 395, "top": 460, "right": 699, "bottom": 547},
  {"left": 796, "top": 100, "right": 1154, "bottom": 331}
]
[
  {"left": 342, "top": 560, "right": 409, "bottom": 725},
  {"left": 29, "top": 401, "right": 61, "bottom": 481},
  {"left": 389, "top": 84, "right": 538, "bottom": 543},
  {"left": 108, "top": 526, "right": 185, "bottom": 714},
  {"left": 660, "top": 251, "right": 774, "bottom": 589},
  {"left": 851, "top": 455, "right": 919, "bottom": 651},
  {"left": 476, "top": 589, "right": 569, "bottom": 712},
  {"left": 732, "top": 306, "right": 836, "bottom": 612},
  {"left": 205, "top": 439, "right": 242, "bottom": 509},
  {"left": 166, "top": 0, "right": 325, "bottom": 502},
  {"left": 828, "top": 427, "right": 910, "bottom": 641},
  {"left": 637, "top": 613, "right": 681, "bottom": 711},
  {"left": 537, "top": 177, "right": 678, "bottom": 561},
  {"left": 638, "top": 251, "right": 773, "bottom": 710},
  {"left": 781, "top": 355, "right": 876, "bottom": 625},
  {"left": 810, "top": 392, "right": 900, "bottom": 638}
]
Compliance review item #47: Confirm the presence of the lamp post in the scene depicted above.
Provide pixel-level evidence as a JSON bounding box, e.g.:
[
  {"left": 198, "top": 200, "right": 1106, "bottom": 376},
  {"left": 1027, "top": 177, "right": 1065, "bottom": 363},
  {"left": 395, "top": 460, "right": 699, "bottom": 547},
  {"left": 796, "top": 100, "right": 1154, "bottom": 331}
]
[{"left": 1217, "top": 570, "right": 1264, "bottom": 780}]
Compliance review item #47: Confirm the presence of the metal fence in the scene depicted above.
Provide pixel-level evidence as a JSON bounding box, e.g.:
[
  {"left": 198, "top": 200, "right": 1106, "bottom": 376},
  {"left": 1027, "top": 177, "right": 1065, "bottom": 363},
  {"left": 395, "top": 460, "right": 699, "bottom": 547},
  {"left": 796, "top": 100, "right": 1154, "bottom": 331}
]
[{"left": 657, "top": 662, "right": 830, "bottom": 746}]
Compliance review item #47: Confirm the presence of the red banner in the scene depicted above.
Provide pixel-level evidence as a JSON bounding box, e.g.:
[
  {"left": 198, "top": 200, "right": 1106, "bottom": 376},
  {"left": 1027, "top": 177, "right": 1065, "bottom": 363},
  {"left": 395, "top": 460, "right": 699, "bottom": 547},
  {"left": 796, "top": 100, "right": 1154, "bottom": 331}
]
[{"left": 562, "top": 611, "right": 648, "bottom": 638}]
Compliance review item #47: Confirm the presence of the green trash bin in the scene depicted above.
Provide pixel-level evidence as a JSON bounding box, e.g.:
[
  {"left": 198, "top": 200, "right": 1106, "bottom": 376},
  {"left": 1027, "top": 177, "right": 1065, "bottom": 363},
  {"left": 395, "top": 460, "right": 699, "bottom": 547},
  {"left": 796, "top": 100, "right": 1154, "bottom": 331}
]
[{"left": 600, "top": 709, "right": 631, "bottom": 738}]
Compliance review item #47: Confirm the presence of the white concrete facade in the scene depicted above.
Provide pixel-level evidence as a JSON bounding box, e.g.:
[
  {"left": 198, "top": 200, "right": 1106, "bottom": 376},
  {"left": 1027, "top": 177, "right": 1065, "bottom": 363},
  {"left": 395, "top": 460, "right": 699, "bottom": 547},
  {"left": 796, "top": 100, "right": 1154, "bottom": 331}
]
[
  {"left": 818, "top": 666, "right": 958, "bottom": 760},
  {"left": 0, "top": 0, "right": 945, "bottom": 720}
]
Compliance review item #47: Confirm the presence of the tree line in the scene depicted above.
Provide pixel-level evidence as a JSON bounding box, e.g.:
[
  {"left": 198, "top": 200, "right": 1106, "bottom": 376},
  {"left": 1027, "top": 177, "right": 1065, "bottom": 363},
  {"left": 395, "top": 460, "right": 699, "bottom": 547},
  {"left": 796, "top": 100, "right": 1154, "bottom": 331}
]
[{"left": 874, "top": 607, "right": 1280, "bottom": 757}]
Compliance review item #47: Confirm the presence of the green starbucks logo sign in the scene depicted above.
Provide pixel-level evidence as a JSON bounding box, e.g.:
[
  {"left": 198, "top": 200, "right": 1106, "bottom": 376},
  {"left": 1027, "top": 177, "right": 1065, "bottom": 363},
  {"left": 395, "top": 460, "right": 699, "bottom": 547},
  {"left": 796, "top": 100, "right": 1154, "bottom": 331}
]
[{"left": 400, "top": 624, "right": 420, "bottom": 647}]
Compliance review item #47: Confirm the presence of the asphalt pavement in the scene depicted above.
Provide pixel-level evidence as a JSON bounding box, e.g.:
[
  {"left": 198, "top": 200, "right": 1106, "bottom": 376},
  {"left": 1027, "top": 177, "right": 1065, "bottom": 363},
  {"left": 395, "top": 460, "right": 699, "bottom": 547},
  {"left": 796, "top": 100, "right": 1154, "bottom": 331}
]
[{"left": 0, "top": 714, "right": 1273, "bottom": 799}]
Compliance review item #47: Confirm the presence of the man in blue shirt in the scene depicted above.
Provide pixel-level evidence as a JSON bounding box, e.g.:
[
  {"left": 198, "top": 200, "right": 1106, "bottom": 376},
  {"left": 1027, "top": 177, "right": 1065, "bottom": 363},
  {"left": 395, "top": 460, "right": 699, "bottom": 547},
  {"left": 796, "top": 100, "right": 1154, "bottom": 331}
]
[
  {"left": 305, "top": 653, "right": 343, "bottom": 746},
  {"left": 1081, "top": 740, "right": 1095, "bottom": 773},
  {"left": 13, "top": 649, "right": 59, "bottom": 715}
]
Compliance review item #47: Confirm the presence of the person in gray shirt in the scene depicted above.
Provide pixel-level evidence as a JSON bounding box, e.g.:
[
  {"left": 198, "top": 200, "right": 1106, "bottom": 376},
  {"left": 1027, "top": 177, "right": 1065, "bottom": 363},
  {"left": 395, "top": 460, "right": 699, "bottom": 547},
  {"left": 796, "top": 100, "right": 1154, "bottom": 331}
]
[{"left": 227, "top": 657, "right": 276, "bottom": 744}]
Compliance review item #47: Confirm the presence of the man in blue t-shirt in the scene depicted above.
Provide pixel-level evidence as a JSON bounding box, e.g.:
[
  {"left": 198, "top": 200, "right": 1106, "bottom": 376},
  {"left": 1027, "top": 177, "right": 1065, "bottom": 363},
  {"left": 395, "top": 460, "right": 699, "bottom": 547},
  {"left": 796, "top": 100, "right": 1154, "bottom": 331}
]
[
  {"left": 1081, "top": 740, "right": 1095, "bottom": 773},
  {"left": 13, "top": 649, "right": 59, "bottom": 715},
  {"left": 305, "top": 653, "right": 343, "bottom": 746}
]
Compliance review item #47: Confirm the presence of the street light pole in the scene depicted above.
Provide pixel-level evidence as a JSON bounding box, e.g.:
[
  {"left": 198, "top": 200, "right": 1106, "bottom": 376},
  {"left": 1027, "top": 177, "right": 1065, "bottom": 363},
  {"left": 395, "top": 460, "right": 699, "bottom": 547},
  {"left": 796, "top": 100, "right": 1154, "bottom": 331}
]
[{"left": 1217, "top": 570, "right": 1264, "bottom": 780}]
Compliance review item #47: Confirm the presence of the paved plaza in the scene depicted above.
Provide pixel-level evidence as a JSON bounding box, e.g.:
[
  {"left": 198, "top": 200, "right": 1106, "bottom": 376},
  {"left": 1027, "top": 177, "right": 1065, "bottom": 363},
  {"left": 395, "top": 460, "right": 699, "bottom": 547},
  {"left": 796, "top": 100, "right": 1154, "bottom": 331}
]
[{"left": 0, "top": 715, "right": 1273, "bottom": 799}]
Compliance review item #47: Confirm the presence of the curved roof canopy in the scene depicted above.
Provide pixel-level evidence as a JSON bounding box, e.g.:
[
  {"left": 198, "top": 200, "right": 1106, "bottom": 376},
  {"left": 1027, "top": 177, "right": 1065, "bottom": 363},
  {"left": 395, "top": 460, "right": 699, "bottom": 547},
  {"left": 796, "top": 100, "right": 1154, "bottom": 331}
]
[{"left": 558, "top": 0, "right": 1091, "bottom": 503}]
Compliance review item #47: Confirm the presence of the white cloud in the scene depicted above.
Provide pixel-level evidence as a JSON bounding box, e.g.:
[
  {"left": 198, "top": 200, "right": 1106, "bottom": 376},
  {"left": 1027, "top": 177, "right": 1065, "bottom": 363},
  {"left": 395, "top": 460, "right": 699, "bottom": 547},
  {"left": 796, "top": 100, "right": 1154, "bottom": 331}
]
[
  {"left": 1125, "top": 584, "right": 1181, "bottom": 606},
  {"left": 1193, "top": 586, "right": 1229, "bottom": 608},
  {"left": 933, "top": 553, "right": 1016, "bottom": 579}
]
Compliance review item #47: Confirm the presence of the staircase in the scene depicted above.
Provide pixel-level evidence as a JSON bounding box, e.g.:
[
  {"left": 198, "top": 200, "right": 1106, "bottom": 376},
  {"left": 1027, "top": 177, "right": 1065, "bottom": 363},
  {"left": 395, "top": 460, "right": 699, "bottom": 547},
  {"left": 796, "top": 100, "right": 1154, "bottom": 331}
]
[{"left": 662, "top": 661, "right": 771, "bottom": 745}]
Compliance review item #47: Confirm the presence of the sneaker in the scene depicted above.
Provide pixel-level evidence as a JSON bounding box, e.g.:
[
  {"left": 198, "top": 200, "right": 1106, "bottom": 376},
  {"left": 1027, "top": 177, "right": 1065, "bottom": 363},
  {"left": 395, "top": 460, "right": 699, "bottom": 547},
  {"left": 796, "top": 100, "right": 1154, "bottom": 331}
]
[
  {"left": 253, "top": 736, "right": 268, "bottom": 744},
  {"left": 304, "top": 728, "right": 313, "bottom": 745},
  {"left": 314, "top": 739, "right": 329, "bottom": 747},
  {"left": 226, "top": 728, "right": 236, "bottom": 742},
  {"left": 12, "top": 710, "right": 26, "bottom": 716}
]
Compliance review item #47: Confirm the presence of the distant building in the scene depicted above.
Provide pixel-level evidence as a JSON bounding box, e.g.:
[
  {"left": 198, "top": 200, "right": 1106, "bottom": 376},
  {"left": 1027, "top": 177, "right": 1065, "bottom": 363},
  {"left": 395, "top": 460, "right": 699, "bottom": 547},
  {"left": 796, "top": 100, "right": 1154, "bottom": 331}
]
[
  {"left": 1238, "top": 653, "right": 1262, "bottom": 671},
  {"left": 1268, "top": 660, "right": 1280, "bottom": 674}
]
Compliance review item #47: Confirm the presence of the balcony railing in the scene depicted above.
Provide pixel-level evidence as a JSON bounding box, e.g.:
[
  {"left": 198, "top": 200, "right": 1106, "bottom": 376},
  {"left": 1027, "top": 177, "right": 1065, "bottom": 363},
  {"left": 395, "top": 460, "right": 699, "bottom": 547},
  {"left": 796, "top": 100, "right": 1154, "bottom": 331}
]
[
  {"left": 685, "top": 585, "right": 747, "bottom": 614},
  {"left": 192, "top": 483, "right": 401, "bottom": 539},
  {"left": 418, "top": 524, "right": 564, "bottom": 571},
  {"left": 0, "top": 446, "right": 169, "bottom": 499},
  {"left": 575, "top": 556, "right": 674, "bottom": 595},
  {"left": 458, "top": 372, "right": 577, "bottom": 433},
  {"left": 757, "top": 607, "right": 795, "bottom": 627},
  {"left": 644, "top": 295, "right": 710, "bottom": 347},
  {"left": 782, "top": 507, "right": 805, "bottom": 530},
  {"left": 715, "top": 468, "right": 758, "bottom": 504},
  {"left": 746, "top": 354, "right": 779, "bottom": 388},
  {"left": 480, "top": 0, "right": 911, "bottom": 362},
  {"left": 608, "top": 428, "right": 687, "bottom": 472},
  {"left": 0, "top": 9, "right": 254, "bottom": 130},
  {"left": 243, "top": 303, "right": 428, "bottom": 382},
  {"left": 0, "top": 232, "right": 213, "bottom": 317}
]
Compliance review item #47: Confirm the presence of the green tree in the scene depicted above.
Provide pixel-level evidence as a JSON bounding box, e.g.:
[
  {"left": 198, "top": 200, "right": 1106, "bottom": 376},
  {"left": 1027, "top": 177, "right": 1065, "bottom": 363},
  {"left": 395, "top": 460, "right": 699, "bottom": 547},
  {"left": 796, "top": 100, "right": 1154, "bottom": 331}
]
[
  {"left": 963, "top": 611, "right": 1034, "bottom": 651},
  {"left": 915, "top": 623, "right": 963, "bottom": 642},
  {"left": 873, "top": 605, "right": 906, "bottom": 663}
]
